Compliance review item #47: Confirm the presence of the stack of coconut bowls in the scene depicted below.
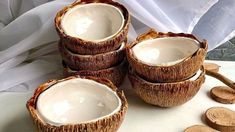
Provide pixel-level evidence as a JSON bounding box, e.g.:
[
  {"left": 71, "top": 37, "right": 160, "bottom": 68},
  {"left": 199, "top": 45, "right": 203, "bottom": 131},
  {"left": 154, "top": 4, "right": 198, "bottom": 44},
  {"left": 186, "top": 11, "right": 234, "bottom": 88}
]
[
  {"left": 55, "top": 0, "right": 130, "bottom": 86},
  {"left": 127, "top": 29, "right": 208, "bottom": 107},
  {"left": 27, "top": 1, "right": 130, "bottom": 131}
]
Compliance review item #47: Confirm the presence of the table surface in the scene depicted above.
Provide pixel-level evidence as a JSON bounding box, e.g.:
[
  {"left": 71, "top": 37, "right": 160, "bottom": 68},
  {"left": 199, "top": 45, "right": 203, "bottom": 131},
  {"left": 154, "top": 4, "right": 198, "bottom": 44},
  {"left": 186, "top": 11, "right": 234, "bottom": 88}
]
[{"left": 0, "top": 60, "right": 234, "bottom": 132}]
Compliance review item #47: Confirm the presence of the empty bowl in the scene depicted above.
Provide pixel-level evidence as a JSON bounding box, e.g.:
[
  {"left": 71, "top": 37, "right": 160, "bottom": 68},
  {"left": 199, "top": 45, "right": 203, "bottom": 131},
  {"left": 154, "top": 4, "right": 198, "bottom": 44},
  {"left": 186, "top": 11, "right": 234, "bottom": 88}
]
[
  {"left": 27, "top": 76, "right": 128, "bottom": 132},
  {"left": 126, "top": 29, "right": 208, "bottom": 82},
  {"left": 55, "top": 0, "right": 130, "bottom": 55}
]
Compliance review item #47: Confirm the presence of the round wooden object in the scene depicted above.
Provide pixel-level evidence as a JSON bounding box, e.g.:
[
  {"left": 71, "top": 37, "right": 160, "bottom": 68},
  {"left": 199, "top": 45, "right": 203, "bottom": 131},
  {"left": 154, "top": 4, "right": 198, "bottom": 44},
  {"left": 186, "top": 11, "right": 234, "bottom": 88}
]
[
  {"left": 210, "top": 86, "right": 235, "bottom": 104},
  {"left": 205, "top": 107, "right": 235, "bottom": 132},
  {"left": 184, "top": 125, "right": 217, "bottom": 132},
  {"left": 203, "top": 63, "right": 220, "bottom": 73}
]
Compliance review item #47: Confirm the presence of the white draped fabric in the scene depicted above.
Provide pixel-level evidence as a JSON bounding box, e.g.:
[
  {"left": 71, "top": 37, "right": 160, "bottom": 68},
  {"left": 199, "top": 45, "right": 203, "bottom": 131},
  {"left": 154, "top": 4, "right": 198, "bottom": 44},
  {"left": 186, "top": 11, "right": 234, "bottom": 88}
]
[{"left": 0, "top": 0, "right": 234, "bottom": 92}]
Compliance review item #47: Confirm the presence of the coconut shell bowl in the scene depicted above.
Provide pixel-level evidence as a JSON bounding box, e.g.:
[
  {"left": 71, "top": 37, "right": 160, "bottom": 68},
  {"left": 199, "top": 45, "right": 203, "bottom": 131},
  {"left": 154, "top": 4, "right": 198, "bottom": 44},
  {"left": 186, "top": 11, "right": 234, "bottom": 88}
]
[
  {"left": 27, "top": 76, "right": 128, "bottom": 132},
  {"left": 55, "top": 0, "right": 130, "bottom": 55},
  {"left": 126, "top": 29, "right": 208, "bottom": 107},
  {"left": 128, "top": 66, "right": 205, "bottom": 107},
  {"left": 126, "top": 29, "right": 208, "bottom": 83},
  {"left": 58, "top": 40, "right": 126, "bottom": 71}
]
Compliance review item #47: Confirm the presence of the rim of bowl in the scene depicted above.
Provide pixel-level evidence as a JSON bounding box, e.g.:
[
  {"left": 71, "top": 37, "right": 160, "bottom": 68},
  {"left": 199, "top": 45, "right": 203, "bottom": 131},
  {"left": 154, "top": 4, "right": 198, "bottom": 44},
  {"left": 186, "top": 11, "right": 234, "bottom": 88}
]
[
  {"left": 66, "top": 41, "right": 125, "bottom": 57},
  {"left": 129, "top": 66, "right": 205, "bottom": 84},
  {"left": 61, "top": 3, "right": 125, "bottom": 42},
  {"left": 36, "top": 78, "right": 121, "bottom": 126},
  {"left": 56, "top": 1, "right": 129, "bottom": 44},
  {"left": 127, "top": 29, "right": 208, "bottom": 68},
  {"left": 27, "top": 76, "right": 128, "bottom": 126},
  {"left": 131, "top": 37, "right": 200, "bottom": 66}
]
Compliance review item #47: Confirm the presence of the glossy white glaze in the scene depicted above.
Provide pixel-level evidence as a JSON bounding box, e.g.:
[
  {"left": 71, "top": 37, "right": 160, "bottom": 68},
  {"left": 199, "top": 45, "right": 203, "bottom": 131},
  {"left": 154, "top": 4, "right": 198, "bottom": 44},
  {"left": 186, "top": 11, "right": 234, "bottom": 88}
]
[
  {"left": 132, "top": 37, "right": 199, "bottom": 66},
  {"left": 36, "top": 78, "right": 121, "bottom": 126},
  {"left": 189, "top": 69, "right": 203, "bottom": 81},
  {"left": 61, "top": 3, "right": 124, "bottom": 42}
]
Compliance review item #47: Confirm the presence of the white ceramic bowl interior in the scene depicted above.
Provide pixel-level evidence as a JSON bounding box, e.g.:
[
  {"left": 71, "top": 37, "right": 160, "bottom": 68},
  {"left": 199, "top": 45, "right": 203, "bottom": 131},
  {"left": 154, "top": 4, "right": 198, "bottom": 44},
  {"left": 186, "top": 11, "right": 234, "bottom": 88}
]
[
  {"left": 189, "top": 68, "right": 203, "bottom": 81},
  {"left": 132, "top": 37, "right": 199, "bottom": 66},
  {"left": 61, "top": 3, "right": 125, "bottom": 42},
  {"left": 36, "top": 78, "right": 121, "bottom": 126}
]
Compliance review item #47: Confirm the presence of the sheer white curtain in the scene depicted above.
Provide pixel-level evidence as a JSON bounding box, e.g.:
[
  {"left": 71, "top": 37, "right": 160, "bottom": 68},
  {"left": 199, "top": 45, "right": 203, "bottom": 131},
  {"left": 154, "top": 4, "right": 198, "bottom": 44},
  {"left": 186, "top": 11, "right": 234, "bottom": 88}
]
[
  {"left": 118, "top": 0, "right": 217, "bottom": 33},
  {"left": 192, "top": 0, "right": 235, "bottom": 50},
  {"left": 0, "top": 0, "right": 234, "bottom": 91},
  {"left": 0, "top": 0, "right": 74, "bottom": 92},
  {"left": 119, "top": 0, "right": 235, "bottom": 50}
]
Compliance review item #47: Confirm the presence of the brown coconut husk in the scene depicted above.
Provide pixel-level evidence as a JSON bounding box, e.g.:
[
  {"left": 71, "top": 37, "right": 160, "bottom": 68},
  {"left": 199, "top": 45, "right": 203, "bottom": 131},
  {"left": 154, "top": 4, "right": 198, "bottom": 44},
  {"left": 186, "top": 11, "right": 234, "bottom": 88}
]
[
  {"left": 63, "top": 59, "right": 128, "bottom": 87},
  {"left": 55, "top": 0, "right": 130, "bottom": 55},
  {"left": 128, "top": 66, "right": 205, "bottom": 107},
  {"left": 26, "top": 76, "right": 128, "bottom": 132},
  {"left": 59, "top": 39, "right": 126, "bottom": 71},
  {"left": 126, "top": 29, "right": 208, "bottom": 83}
]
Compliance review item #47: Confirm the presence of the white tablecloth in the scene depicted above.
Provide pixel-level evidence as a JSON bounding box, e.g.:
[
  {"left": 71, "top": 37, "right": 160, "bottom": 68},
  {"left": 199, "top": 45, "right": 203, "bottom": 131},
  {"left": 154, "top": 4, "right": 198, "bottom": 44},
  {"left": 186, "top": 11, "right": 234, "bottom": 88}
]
[{"left": 0, "top": 60, "right": 234, "bottom": 132}]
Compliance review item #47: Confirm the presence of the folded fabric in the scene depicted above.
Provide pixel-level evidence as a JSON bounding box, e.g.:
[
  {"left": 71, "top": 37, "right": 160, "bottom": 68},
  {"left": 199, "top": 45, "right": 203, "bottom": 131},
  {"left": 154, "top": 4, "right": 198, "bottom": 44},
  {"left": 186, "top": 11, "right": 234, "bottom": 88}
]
[{"left": 0, "top": 0, "right": 234, "bottom": 92}]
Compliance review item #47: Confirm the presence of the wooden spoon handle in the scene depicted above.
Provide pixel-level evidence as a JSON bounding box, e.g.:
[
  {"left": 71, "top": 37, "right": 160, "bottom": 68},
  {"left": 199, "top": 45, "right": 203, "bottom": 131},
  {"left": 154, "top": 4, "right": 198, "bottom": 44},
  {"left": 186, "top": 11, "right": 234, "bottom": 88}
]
[
  {"left": 205, "top": 69, "right": 235, "bottom": 91},
  {"left": 203, "top": 63, "right": 220, "bottom": 73}
]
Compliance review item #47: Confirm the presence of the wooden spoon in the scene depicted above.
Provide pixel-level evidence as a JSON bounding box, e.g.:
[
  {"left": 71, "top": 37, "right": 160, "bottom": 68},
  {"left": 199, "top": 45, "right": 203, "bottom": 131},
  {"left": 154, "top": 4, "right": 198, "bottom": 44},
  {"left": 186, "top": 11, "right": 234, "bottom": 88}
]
[
  {"left": 204, "top": 64, "right": 235, "bottom": 91},
  {"left": 184, "top": 125, "right": 217, "bottom": 132},
  {"left": 203, "top": 63, "right": 235, "bottom": 104},
  {"left": 205, "top": 107, "right": 235, "bottom": 132},
  {"left": 204, "top": 63, "right": 220, "bottom": 73},
  {"left": 210, "top": 86, "right": 235, "bottom": 104}
]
